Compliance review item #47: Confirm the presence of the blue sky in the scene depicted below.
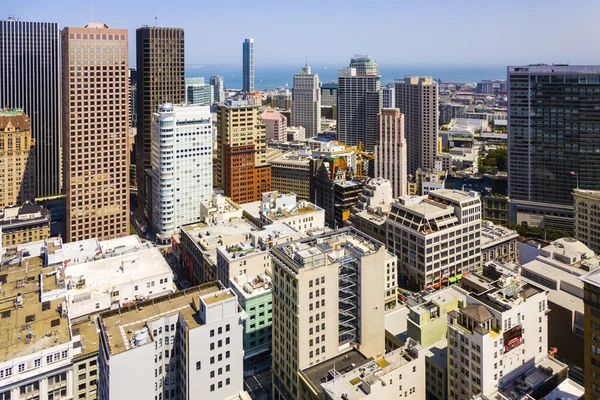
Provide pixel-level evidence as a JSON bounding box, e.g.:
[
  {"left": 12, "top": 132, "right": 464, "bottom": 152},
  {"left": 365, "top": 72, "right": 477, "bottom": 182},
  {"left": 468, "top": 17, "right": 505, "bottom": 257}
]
[{"left": 6, "top": 0, "right": 600, "bottom": 67}]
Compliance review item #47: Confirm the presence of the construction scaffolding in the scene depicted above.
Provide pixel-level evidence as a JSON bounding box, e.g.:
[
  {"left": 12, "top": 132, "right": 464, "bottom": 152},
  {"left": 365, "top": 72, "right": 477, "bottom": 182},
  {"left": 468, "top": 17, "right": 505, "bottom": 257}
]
[{"left": 338, "top": 254, "right": 358, "bottom": 346}]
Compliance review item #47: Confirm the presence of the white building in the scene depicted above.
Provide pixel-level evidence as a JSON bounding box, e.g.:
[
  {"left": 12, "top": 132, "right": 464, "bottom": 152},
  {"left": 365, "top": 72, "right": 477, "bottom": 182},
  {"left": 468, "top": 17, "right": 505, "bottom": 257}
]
[
  {"left": 210, "top": 75, "right": 225, "bottom": 104},
  {"left": 200, "top": 194, "right": 244, "bottom": 226},
  {"left": 447, "top": 275, "right": 549, "bottom": 399},
  {"left": 375, "top": 108, "right": 407, "bottom": 198},
  {"left": 98, "top": 282, "right": 245, "bottom": 400},
  {"left": 258, "top": 191, "right": 325, "bottom": 234},
  {"left": 386, "top": 189, "right": 482, "bottom": 289},
  {"left": 291, "top": 65, "right": 321, "bottom": 138},
  {"left": 418, "top": 166, "right": 447, "bottom": 195},
  {"left": 286, "top": 126, "right": 305, "bottom": 142},
  {"left": 150, "top": 103, "right": 213, "bottom": 243},
  {"left": 382, "top": 84, "right": 395, "bottom": 108}
]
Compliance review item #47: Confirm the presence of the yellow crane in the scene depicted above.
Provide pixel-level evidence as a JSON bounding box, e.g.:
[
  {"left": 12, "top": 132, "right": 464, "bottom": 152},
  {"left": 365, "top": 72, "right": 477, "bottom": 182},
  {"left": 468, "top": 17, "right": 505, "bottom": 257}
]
[{"left": 332, "top": 140, "right": 375, "bottom": 179}]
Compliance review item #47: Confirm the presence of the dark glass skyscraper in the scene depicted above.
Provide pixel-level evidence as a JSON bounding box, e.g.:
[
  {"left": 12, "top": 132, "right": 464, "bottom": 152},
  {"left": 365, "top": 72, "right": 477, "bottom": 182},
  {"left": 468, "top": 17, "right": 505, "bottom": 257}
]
[
  {"left": 243, "top": 38, "right": 254, "bottom": 93},
  {"left": 0, "top": 18, "right": 61, "bottom": 198},
  {"left": 508, "top": 65, "right": 600, "bottom": 230}
]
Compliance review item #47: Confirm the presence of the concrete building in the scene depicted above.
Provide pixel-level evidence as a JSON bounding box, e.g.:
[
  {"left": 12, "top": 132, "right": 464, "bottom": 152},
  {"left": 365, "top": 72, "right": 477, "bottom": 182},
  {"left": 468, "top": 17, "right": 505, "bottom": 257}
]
[
  {"left": 349, "top": 177, "right": 393, "bottom": 244},
  {"left": 98, "top": 282, "right": 245, "bottom": 399},
  {"left": 200, "top": 194, "right": 244, "bottom": 226},
  {"left": 62, "top": 23, "right": 129, "bottom": 242},
  {"left": 270, "top": 150, "right": 312, "bottom": 200},
  {"left": 258, "top": 192, "right": 325, "bottom": 234},
  {"left": 508, "top": 65, "right": 600, "bottom": 231},
  {"left": 480, "top": 221, "right": 519, "bottom": 264},
  {"left": 243, "top": 38, "right": 254, "bottom": 93},
  {"left": 135, "top": 26, "right": 185, "bottom": 222},
  {"left": 580, "top": 269, "right": 600, "bottom": 400},
  {"left": 382, "top": 83, "right": 395, "bottom": 108},
  {"left": 573, "top": 188, "right": 600, "bottom": 255},
  {"left": 262, "top": 109, "right": 288, "bottom": 142},
  {"left": 375, "top": 109, "right": 407, "bottom": 198},
  {"left": 210, "top": 75, "right": 225, "bottom": 104},
  {"left": 291, "top": 65, "right": 321, "bottom": 138},
  {"left": 320, "top": 83, "right": 338, "bottom": 107},
  {"left": 447, "top": 275, "right": 549, "bottom": 399},
  {"left": 395, "top": 77, "right": 439, "bottom": 175},
  {"left": 0, "top": 18, "right": 61, "bottom": 198},
  {"left": 149, "top": 103, "right": 212, "bottom": 242},
  {"left": 271, "top": 228, "right": 394, "bottom": 399},
  {"left": 0, "top": 202, "right": 50, "bottom": 247},
  {"left": 0, "top": 109, "right": 35, "bottom": 208},
  {"left": 387, "top": 189, "right": 482, "bottom": 289},
  {"left": 337, "top": 65, "right": 381, "bottom": 152},
  {"left": 216, "top": 103, "right": 271, "bottom": 204}
]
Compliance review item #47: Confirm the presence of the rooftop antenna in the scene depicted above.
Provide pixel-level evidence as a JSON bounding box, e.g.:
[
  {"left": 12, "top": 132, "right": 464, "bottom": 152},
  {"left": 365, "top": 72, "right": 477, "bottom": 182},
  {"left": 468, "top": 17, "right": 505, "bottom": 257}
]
[
  {"left": 305, "top": 54, "right": 308, "bottom": 67},
  {"left": 155, "top": 16, "right": 158, "bottom": 27}
]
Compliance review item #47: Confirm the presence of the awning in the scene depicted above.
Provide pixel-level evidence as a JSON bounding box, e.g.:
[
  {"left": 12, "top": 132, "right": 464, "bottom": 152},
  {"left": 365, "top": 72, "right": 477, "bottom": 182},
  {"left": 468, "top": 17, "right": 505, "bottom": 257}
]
[{"left": 449, "top": 276, "right": 458, "bottom": 283}]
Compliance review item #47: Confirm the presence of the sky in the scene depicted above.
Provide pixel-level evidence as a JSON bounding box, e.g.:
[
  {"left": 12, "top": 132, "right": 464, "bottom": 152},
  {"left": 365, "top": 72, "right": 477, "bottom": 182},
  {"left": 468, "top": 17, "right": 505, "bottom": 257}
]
[{"left": 6, "top": 0, "right": 600, "bottom": 68}]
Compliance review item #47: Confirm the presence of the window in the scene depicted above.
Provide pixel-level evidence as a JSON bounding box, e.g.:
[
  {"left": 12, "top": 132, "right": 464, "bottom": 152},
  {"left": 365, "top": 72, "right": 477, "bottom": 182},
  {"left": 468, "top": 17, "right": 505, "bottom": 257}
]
[
  {"left": 210, "top": 329, "right": 215, "bottom": 337},
  {"left": 210, "top": 384, "right": 215, "bottom": 392},
  {"left": 210, "top": 371, "right": 215, "bottom": 378},
  {"left": 226, "top": 337, "right": 230, "bottom": 345},
  {"left": 210, "top": 357, "right": 215, "bottom": 364},
  {"left": 226, "top": 324, "right": 230, "bottom": 332},
  {"left": 218, "top": 327, "right": 222, "bottom": 335},
  {"left": 226, "top": 378, "right": 230, "bottom": 385},
  {"left": 196, "top": 361, "right": 201, "bottom": 370}
]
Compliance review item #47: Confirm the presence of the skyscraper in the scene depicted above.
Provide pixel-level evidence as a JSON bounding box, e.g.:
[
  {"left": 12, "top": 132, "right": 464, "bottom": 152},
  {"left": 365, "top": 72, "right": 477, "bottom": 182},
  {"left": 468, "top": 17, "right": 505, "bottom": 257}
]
[
  {"left": 61, "top": 23, "right": 130, "bottom": 242},
  {"left": 395, "top": 76, "right": 439, "bottom": 175},
  {"left": 375, "top": 108, "right": 407, "bottom": 198},
  {"left": 135, "top": 27, "right": 185, "bottom": 221},
  {"left": 242, "top": 38, "right": 254, "bottom": 93},
  {"left": 0, "top": 18, "right": 61, "bottom": 198},
  {"left": 291, "top": 65, "right": 321, "bottom": 138},
  {"left": 337, "top": 64, "right": 381, "bottom": 152},
  {"left": 350, "top": 54, "right": 379, "bottom": 75},
  {"left": 382, "top": 83, "right": 395, "bottom": 108},
  {"left": 508, "top": 65, "right": 600, "bottom": 231},
  {"left": 210, "top": 75, "right": 225, "bottom": 104}
]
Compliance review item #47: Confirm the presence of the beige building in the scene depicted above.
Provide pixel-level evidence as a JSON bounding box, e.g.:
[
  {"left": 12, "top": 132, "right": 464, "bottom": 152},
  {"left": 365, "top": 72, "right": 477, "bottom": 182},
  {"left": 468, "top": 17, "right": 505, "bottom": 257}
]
[
  {"left": 270, "top": 150, "right": 311, "bottom": 200},
  {"left": 573, "top": 188, "right": 600, "bottom": 255},
  {"left": 375, "top": 108, "right": 407, "bottom": 198},
  {"left": 0, "top": 202, "right": 50, "bottom": 247},
  {"left": 0, "top": 109, "right": 35, "bottom": 207},
  {"left": 61, "top": 23, "right": 130, "bottom": 242},
  {"left": 480, "top": 221, "right": 519, "bottom": 264},
  {"left": 395, "top": 77, "right": 438, "bottom": 175},
  {"left": 271, "top": 228, "right": 392, "bottom": 399},
  {"left": 291, "top": 65, "right": 321, "bottom": 138}
]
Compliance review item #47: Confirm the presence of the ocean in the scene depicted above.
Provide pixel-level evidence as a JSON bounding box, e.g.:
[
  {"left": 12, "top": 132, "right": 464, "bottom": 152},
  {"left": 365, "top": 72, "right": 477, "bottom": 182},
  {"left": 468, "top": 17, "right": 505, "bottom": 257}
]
[{"left": 186, "top": 64, "right": 507, "bottom": 90}]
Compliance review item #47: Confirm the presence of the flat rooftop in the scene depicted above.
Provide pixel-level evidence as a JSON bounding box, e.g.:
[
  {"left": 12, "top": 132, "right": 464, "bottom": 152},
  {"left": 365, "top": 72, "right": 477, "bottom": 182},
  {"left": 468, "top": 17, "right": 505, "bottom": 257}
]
[
  {"left": 301, "top": 348, "right": 370, "bottom": 395},
  {"left": 384, "top": 305, "right": 409, "bottom": 343},
  {"left": 72, "top": 317, "right": 100, "bottom": 359},
  {"left": 543, "top": 379, "right": 585, "bottom": 400},
  {"left": 521, "top": 259, "right": 584, "bottom": 289},
  {"left": 100, "top": 282, "right": 224, "bottom": 356},
  {"left": 474, "top": 276, "right": 543, "bottom": 313},
  {"left": 481, "top": 222, "right": 519, "bottom": 247},
  {"left": 424, "top": 339, "right": 447, "bottom": 370},
  {"left": 497, "top": 356, "right": 568, "bottom": 400}
]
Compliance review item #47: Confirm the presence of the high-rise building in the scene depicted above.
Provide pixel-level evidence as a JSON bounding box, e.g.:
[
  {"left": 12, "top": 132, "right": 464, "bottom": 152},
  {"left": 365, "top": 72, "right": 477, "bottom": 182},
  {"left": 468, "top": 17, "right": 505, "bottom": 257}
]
[
  {"left": 135, "top": 27, "right": 185, "bottom": 221},
  {"left": 321, "top": 82, "right": 338, "bottom": 107},
  {"left": 395, "top": 77, "right": 439, "bottom": 175},
  {"left": 150, "top": 103, "right": 212, "bottom": 243},
  {"left": 337, "top": 66, "right": 381, "bottom": 152},
  {"left": 581, "top": 269, "right": 600, "bottom": 400},
  {"left": 573, "top": 189, "right": 600, "bottom": 255},
  {"left": 0, "top": 109, "right": 35, "bottom": 207},
  {"left": 291, "top": 65, "right": 321, "bottom": 138},
  {"left": 508, "top": 65, "right": 600, "bottom": 231},
  {"left": 271, "top": 228, "right": 394, "bottom": 399},
  {"left": 375, "top": 108, "right": 407, "bottom": 198},
  {"left": 350, "top": 54, "right": 379, "bottom": 75},
  {"left": 216, "top": 103, "right": 271, "bottom": 204},
  {"left": 0, "top": 18, "right": 61, "bottom": 198},
  {"left": 128, "top": 68, "right": 137, "bottom": 128},
  {"left": 382, "top": 83, "right": 395, "bottom": 108},
  {"left": 210, "top": 75, "right": 225, "bottom": 104},
  {"left": 61, "top": 23, "right": 130, "bottom": 242},
  {"left": 243, "top": 38, "right": 254, "bottom": 93},
  {"left": 261, "top": 109, "right": 287, "bottom": 141},
  {"left": 187, "top": 84, "right": 211, "bottom": 105},
  {"left": 386, "top": 189, "right": 481, "bottom": 289}
]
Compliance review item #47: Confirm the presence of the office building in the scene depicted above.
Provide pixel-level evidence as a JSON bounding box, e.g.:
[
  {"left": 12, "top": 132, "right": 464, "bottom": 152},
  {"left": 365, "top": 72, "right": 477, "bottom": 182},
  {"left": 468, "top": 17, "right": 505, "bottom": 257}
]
[
  {"left": 482, "top": 194, "right": 510, "bottom": 225},
  {"left": 243, "top": 38, "right": 254, "bottom": 93},
  {"left": 128, "top": 67, "right": 137, "bottom": 128},
  {"left": 480, "top": 221, "right": 519, "bottom": 264},
  {"left": 135, "top": 27, "right": 185, "bottom": 221},
  {"left": 271, "top": 228, "right": 394, "bottom": 399},
  {"left": 573, "top": 189, "right": 600, "bottom": 255},
  {"left": 439, "top": 102, "right": 468, "bottom": 125},
  {"left": 0, "top": 18, "right": 61, "bottom": 198},
  {"left": 0, "top": 202, "right": 50, "bottom": 247},
  {"left": 210, "top": 75, "right": 225, "bottom": 104},
  {"left": 270, "top": 150, "right": 311, "bottom": 200},
  {"left": 321, "top": 82, "right": 337, "bottom": 107},
  {"left": 387, "top": 189, "right": 482, "bottom": 289},
  {"left": 62, "top": 23, "right": 130, "bottom": 242},
  {"left": 149, "top": 103, "right": 212, "bottom": 242},
  {"left": 291, "top": 65, "right": 321, "bottom": 138},
  {"left": 337, "top": 63, "right": 381, "bottom": 152},
  {"left": 262, "top": 109, "right": 287, "bottom": 142},
  {"left": 0, "top": 109, "right": 35, "bottom": 207},
  {"left": 375, "top": 108, "right": 407, "bottom": 198},
  {"left": 285, "top": 126, "right": 305, "bottom": 142},
  {"left": 258, "top": 192, "right": 325, "bottom": 234},
  {"left": 349, "top": 177, "right": 393, "bottom": 244},
  {"left": 216, "top": 103, "right": 271, "bottom": 204},
  {"left": 508, "top": 65, "right": 600, "bottom": 231},
  {"left": 98, "top": 282, "right": 245, "bottom": 399},
  {"left": 187, "top": 82, "right": 212, "bottom": 105},
  {"left": 382, "top": 83, "right": 395, "bottom": 108},
  {"left": 581, "top": 269, "right": 600, "bottom": 400},
  {"left": 350, "top": 54, "right": 379, "bottom": 75},
  {"left": 395, "top": 77, "right": 439, "bottom": 175}
]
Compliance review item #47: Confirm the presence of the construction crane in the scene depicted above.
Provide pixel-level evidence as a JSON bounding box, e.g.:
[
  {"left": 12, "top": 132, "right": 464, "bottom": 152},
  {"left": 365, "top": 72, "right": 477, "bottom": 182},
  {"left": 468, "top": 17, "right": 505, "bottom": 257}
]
[{"left": 332, "top": 140, "right": 375, "bottom": 179}]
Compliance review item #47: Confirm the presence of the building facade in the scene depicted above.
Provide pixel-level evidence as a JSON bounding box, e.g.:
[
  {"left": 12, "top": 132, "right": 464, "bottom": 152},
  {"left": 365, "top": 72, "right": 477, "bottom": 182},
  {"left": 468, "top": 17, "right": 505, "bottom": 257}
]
[
  {"left": 581, "top": 269, "right": 600, "bottom": 400},
  {"left": 508, "top": 65, "right": 600, "bottom": 230},
  {"left": 270, "top": 151, "right": 311, "bottom": 200},
  {"left": 0, "top": 109, "right": 35, "bottom": 207},
  {"left": 291, "top": 65, "right": 321, "bottom": 138},
  {"left": 210, "top": 75, "right": 225, "bottom": 104},
  {"left": 382, "top": 83, "right": 395, "bottom": 108},
  {"left": 375, "top": 108, "right": 407, "bottom": 198},
  {"left": 573, "top": 189, "right": 600, "bottom": 255},
  {"left": 395, "top": 77, "right": 439, "bottom": 175},
  {"left": 242, "top": 38, "right": 254, "bottom": 93},
  {"left": 135, "top": 27, "right": 185, "bottom": 221},
  {"left": 216, "top": 103, "right": 271, "bottom": 204},
  {"left": 150, "top": 103, "right": 212, "bottom": 242},
  {"left": 480, "top": 221, "right": 519, "bottom": 264},
  {"left": 262, "top": 109, "right": 287, "bottom": 142},
  {"left": 0, "top": 203, "right": 50, "bottom": 247},
  {"left": 62, "top": 23, "right": 130, "bottom": 242},
  {"left": 187, "top": 83, "right": 211, "bottom": 105},
  {"left": 0, "top": 18, "right": 61, "bottom": 198}
]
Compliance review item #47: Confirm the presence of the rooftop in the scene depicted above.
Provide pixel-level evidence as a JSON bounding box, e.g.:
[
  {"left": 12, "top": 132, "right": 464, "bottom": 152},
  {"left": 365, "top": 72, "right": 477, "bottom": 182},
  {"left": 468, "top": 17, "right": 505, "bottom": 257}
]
[
  {"left": 481, "top": 221, "right": 519, "bottom": 248},
  {"left": 533, "top": 237, "right": 600, "bottom": 275},
  {"left": 474, "top": 275, "right": 544, "bottom": 313},
  {"left": 71, "top": 317, "right": 100, "bottom": 359},
  {"left": 230, "top": 272, "right": 272, "bottom": 299},
  {"left": 573, "top": 188, "right": 600, "bottom": 201},
  {"left": 384, "top": 306, "right": 409, "bottom": 343},
  {"left": 100, "top": 282, "right": 224, "bottom": 356},
  {"left": 495, "top": 356, "right": 569, "bottom": 400},
  {"left": 542, "top": 378, "right": 585, "bottom": 400}
]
